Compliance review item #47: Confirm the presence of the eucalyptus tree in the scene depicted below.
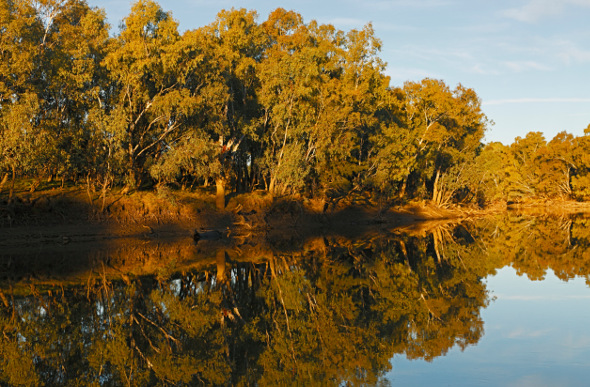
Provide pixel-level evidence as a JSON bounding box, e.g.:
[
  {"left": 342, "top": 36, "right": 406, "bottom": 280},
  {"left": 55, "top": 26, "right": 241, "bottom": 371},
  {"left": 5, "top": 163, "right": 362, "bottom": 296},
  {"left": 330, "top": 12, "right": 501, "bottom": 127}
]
[
  {"left": 256, "top": 8, "right": 319, "bottom": 194},
  {"left": 468, "top": 141, "right": 512, "bottom": 205},
  {"left": 504, "top": 131, "right": 546, "bottom": 200},
  {"left": 257, "top": 10, "right": 389, "bottom": 198},
  {"left": 372, "top": 79, "right": 488, "bottom": 205},
  {"left": 103, "top": 0, "right": 190, "bottom": 188},
  {"left": 537, "top": 131, "right": 577, "bottom": 198},
  {"left": 189, "top": 8, "right": 266, "bottom": 208},
  {"left": 32, "top": 0, "right": 111, "bottom": 186},
  {"left": 571, "top": 125, "right": 590, "bottom": 200},
  {"left": 0, "top": 0, "right": 42, "bottom": 196},
  {"left": 0, "top": 0, "right": 110, "bottom": 195},
  {"left": 202, "top": 8, "right": 267, "bottom": 195},
  {"left": 0, "top": 93, "right": 39, "bottom": 201},
  {"left": 150, "top": 8, "right": 266, "bottom": 209},
  {"left": 310, "top": 23, "right": 389, "bottom": 197}
]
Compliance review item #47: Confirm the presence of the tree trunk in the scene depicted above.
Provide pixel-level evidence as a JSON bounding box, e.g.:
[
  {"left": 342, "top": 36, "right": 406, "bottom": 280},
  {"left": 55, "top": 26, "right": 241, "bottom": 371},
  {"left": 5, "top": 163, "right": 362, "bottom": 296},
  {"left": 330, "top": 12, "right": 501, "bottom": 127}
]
[
  {"left": 432, "top": 228, "right": 443, "bottom": 264},
  {"left": 29, "top": 177, "right": 41, "bottom": 193},
  {"left": 86, "top": 174, "right": 94, "bottom": 205},
  {"left": 432, "top": 169, "right": 441, "bottom": 205},
  {"left": 0, "top": 172, "right": 8, "bottom": 193},
  {"left": 399, "top": 165, "right": 412, "bottom": 199},
  {"left": 101, "top": 173, "right": 110, "bottom": 212},
  {"left": 216, "top": 178, "right": 225, "bottom": 210},
  {"left": 8, "top": 165, "right": 16, "bottom": 204},
  {"left": 399, "top": 177, "right": 408, "bottom": 199}
]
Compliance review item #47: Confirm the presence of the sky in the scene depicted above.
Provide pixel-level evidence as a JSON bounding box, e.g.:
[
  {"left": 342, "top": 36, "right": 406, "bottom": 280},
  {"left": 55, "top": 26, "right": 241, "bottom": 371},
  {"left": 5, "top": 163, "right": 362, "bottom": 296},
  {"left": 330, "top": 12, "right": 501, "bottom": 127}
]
[{"left": 91, "top": 0, "right": 590, "bottom": 145}]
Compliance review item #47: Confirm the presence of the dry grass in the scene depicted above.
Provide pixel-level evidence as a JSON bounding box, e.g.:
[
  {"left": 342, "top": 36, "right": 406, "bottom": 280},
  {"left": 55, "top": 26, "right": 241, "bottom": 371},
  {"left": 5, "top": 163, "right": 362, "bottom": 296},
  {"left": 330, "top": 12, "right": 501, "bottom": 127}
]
[{"left": 6, "top": 178, "right": 589, "bottom": 235}]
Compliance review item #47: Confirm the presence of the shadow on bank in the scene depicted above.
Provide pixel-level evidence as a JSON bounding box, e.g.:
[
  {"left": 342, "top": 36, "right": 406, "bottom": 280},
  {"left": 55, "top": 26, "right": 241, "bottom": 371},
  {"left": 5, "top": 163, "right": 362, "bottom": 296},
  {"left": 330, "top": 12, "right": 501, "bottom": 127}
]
[{"left": 0, "top": 187, "right": 458, "bottom": 285}]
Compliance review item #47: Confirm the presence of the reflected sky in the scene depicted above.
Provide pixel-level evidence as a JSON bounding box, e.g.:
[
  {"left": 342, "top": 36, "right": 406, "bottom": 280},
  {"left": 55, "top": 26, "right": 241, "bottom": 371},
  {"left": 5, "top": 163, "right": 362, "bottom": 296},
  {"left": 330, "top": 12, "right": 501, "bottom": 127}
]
[{"left": 388, "top": 267, "right": 590, "bottom": 386}]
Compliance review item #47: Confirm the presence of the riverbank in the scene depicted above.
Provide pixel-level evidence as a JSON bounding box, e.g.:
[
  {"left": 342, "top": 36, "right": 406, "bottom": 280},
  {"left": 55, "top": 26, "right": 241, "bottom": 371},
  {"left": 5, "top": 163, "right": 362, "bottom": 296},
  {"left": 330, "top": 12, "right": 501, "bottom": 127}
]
[
  {"left": 2, "top": 186, "right": 590, "bottom": 290},
  {"left": 0, "top": 186, "right": 458, "bottom": 229},
  {"left": 1, "top": 186, "right": 588, "bottom": 253},
  {"left": 0, "top": 186, "right": 462, "bottom": 286},
  {"left": 0, "top": 186, "right": 476, "bottom": 253}
]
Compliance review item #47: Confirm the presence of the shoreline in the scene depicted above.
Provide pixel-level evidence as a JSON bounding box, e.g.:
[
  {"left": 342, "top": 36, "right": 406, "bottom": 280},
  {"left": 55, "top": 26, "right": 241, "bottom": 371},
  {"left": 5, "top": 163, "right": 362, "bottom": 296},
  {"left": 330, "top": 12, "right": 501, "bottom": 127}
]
[
  {"left": 2, "top": 188, "right": 590, "bottom": 290},
  {"left": 1, "top": 188, "right": 589, "bottom": 251}
]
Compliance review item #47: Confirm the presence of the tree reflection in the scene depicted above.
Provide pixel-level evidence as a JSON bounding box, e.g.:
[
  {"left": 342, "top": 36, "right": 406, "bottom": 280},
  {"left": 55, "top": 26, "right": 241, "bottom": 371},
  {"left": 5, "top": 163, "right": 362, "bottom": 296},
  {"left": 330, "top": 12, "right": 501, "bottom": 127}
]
[
  {"left": 472, "top": 213, "right": 590, "bottom": 284},
  {"left": 6, "top": 213, "right": 589, "bottom": 385}
]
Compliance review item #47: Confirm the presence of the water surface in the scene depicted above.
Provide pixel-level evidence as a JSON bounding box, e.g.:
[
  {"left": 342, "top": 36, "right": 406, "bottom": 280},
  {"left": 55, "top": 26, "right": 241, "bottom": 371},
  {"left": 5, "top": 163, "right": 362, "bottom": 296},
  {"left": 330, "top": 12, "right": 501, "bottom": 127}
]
[
  {"left": 1, "top": 213, "right": 589, "bottom": 385},
  {"left": 390, "top": 266, "right": 590, "bottom": 386}
]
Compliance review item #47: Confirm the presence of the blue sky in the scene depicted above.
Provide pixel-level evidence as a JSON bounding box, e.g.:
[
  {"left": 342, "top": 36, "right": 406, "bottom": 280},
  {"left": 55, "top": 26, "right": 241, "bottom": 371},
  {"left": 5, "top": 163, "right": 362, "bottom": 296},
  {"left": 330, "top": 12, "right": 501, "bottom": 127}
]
[{"left": 91, "top": 0, "right": 590, "bottom": 145}]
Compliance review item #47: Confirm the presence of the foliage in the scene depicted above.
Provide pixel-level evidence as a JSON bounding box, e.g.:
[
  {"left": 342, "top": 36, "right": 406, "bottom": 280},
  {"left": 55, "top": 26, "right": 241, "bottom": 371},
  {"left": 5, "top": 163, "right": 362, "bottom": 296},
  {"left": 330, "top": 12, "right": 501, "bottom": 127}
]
[
  {"left": 1, "top": 0, "right": 589, "bottom": 207},
  {"left": 371, "top": 79, "right": 488, "bottom": 205}
]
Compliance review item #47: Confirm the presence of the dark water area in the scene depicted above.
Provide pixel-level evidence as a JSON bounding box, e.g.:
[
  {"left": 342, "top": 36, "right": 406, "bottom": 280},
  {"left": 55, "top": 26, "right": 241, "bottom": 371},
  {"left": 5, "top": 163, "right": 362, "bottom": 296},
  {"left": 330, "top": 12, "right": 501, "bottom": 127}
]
[{"left": 1, "top": 213, "right": 590, "bottom": 386}]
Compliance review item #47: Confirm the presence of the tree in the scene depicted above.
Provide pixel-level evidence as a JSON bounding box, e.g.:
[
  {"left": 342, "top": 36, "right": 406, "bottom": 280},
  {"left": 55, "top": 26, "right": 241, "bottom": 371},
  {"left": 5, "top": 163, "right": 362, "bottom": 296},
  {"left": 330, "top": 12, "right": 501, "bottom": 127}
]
[
  {"left": 538, "top": 131, "right": 577, "bottom": 198},
  {"left": 151, "top": 8, "right": 266, "bottom": 209},
  {"left": 256, "top": 8, "right": 318, "bottom": 195},
  {"left": 32, "top": 0, "right": 111, "bottom": 186},
  {"left": 0, "top": 94, "right": 39, "bottom": 201},
  {"left": 312, "top": 23, "right": 389, "bottom": 198},
  {"left": 191, "top": 8, "right": 265, "bottom": 208},
  {"left": 257, "top": 10, "right": 389, "bottom": 198},
  {"left": 103, "top": 0, "right": 189, "bottom": 188},
  {"left": 469, "top": 142, "right": 511, "bottom": 205},
  {"left": 149, "top": 134, "right": 222, "bottom": 189},
  {"left": 505, "top": 131, "right": 546, "bottom": 200},
  {"left": 372, "top": 79, "right": 488, "bottom": 205},
  {"left": 571, "top": 125, "right": 590, "bottom": 200},
  {"left": 0, "top": 0, "right": 111, "bottom": 194},
  {"left": 0, "top": 0, "right": 43, "bottom": 196}
]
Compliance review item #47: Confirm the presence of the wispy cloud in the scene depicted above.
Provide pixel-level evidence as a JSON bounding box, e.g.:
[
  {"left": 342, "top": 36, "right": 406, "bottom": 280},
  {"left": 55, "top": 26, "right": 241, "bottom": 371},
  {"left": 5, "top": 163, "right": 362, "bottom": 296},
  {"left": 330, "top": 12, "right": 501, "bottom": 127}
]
[
  {"left": 503, "top": 0, "right": 564, "bottom": 22},
  {"left": 390, "top": 44, "right": 514, "bottom": 77},
  {"left": 491, "top": 293, "right": 590, "bottom": 299},
  {"left": 491, "top": 36, "right": 590, "bottom": 68},
  {"left": 469, "top": 64, "right": 501, "bottom": 76},
  {"left": 503, "top": 0, "right": 590, "bottom": 22},
  {"left": 391, "top": 45, "right": 477, "bottom": 66},
  {"left": 554, "top": 40, "right": 590, "bottom": 64},
  {"left": 500, "top": 60, "right": 552, "bottom": 72},
  {"left": 345, "top": 0, "right": 455, "bottom": 10},
  {"left": 449, "top": 22, "right": 511, "bottom": 35}
]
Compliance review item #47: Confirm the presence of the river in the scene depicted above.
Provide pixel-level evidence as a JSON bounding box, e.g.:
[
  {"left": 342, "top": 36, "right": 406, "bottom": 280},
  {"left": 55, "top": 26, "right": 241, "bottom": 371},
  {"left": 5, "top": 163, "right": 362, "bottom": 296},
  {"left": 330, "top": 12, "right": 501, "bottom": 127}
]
[{"left": 0, "top": 213, "right": 589, "bottom": 386}]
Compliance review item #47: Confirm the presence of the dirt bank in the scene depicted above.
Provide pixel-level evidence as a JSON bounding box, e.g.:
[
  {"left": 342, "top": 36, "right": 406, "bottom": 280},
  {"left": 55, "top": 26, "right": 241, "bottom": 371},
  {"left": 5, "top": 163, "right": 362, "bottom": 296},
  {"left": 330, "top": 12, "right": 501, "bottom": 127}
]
[
  {"left": 0, "top": 187, "right": 481, "bottom": 250},
  {"left": 5, "top": 187, "right": 588, "bottom": 254}
]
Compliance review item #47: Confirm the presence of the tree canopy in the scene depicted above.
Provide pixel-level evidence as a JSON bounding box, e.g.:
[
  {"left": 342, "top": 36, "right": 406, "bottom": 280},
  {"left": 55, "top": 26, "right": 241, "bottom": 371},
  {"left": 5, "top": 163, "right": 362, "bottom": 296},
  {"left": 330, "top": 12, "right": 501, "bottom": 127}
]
[{"left": 1, "top": 0, "right": 588, "bottom": 207}]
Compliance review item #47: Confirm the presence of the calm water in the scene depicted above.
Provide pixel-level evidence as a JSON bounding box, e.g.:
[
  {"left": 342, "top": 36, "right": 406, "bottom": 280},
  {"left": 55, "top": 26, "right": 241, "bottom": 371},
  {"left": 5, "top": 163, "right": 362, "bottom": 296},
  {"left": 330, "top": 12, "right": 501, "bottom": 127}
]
[
  {"left": 390, "top": 267, "right": 590, "bottom": 386},
  {"left": 1, "top": 213, "right": 589, "bottom": 386}
]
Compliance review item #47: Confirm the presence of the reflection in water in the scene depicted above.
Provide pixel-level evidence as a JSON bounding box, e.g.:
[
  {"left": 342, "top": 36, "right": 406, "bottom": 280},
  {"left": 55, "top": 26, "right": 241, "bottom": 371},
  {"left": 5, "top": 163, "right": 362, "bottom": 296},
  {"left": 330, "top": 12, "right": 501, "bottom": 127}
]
[{"left": 0, "top": 214, "right": 589, "bottom": 385}]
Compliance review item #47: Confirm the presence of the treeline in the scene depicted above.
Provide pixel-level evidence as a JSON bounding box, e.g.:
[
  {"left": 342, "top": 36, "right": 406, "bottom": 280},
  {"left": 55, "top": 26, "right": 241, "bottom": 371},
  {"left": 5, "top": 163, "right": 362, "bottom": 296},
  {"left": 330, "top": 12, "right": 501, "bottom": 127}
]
[
  {"left": 0, "top": 0, "right": 588, "bottom": 209},
  {"left": 475, "top": 130, "right": 590, "bottom": 204}
]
